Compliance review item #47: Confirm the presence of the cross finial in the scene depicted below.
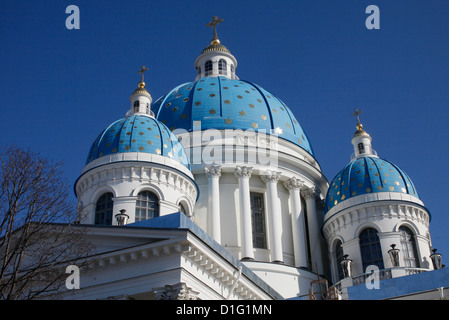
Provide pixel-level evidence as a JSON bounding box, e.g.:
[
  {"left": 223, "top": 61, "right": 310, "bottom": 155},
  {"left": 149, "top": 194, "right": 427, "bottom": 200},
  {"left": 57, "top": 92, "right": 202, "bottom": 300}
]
[
  {"left": 137, "top": 65, "right": 149, "bottom": 82},
  {"left": 206, "top": 16, "right": 224, "bottom": 44},
  {"left": 352, "top": 108, "right": 363, "bottom": 125}
]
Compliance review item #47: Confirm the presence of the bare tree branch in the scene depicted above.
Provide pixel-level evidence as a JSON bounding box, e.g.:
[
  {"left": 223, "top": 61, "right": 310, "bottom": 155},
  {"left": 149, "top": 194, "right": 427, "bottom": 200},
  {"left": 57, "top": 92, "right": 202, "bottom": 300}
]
[{"left": 0, "top": 145, "right": 93, "bottom": 300}]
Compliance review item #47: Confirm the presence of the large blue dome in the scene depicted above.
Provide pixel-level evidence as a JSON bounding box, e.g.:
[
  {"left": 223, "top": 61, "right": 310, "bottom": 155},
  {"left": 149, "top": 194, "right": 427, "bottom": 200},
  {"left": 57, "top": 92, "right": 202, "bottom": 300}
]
[
  {"left": 86, "top": 114, "right": 190, "bottom": 168},
  {"left": 152, "top": 76, "right": 314, "bottom": 156},
  {"left": 325, "top": 156, "right": 419, "bottom": 212}
]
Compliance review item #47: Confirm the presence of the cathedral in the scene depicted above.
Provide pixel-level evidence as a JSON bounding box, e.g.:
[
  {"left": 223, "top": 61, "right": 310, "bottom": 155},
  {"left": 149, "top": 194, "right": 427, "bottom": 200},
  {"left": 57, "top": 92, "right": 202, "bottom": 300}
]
[{"left": 64, "top": 17, "right": 447, "bottom": 300}]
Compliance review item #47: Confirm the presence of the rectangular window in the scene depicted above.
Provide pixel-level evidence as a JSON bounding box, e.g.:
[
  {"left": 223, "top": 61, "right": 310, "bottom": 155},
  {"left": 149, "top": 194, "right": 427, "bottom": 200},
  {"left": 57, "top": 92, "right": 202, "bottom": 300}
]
[{"left": 250, "top": 192, "right": 267, "bottom": 249}]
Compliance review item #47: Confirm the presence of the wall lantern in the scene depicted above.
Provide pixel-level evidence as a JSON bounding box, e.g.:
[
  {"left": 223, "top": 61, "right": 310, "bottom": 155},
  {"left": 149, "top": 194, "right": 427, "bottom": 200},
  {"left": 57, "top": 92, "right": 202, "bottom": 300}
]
[
  {"left": 341, "top": 254, "right": 353, "bottom": 278},
  {"left": 115, "top": 209, "right": 129, "bottom": 226},
  {"left": 388, "top": 244, "right": 400, "bottom": 267},
  {"left": 430, "top": 248, "right": 443, "bottom": 270}
]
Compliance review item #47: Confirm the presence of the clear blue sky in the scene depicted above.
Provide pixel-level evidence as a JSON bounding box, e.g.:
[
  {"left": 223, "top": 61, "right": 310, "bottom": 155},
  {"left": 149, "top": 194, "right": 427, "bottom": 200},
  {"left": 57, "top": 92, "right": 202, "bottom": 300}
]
[{"left": 1, "top": 1, "right": 448, "bottom": 261}]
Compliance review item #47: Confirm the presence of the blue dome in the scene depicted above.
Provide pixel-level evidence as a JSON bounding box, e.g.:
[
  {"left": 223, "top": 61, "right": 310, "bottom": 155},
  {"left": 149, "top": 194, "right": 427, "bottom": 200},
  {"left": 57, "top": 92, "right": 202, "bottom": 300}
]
[
  {"left": 86, "top": 114, "right": 190, "bottom": 168},
  {"left": 325, "top": 156, "right": 418, "bottom": 212},
  {"left": 152, "top": 76, "right": 314, "bottom": 155}
]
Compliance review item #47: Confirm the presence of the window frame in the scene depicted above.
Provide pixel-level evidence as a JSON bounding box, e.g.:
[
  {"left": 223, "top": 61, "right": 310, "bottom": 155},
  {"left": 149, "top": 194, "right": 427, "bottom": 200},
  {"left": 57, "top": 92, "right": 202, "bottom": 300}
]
[
  {"left": 359, "top": 227, "right": 384, "bottom": 271},
  {"left": 399, "top": 226, "right": 419, "bottom": 268},
  {"left": 218, "top": 59, "right": 227, "bottom": 75},
  {"left": 95, "top": 192, "right": 114, "bottom": 225},
  {"left": 135, "top": 190, "right": 160, "bottom": 222},
  {"left": 205, "top": 60, "right": 213, "bottom": 76},
  {"left": 250, "top": 192, "right": 267, "bottom": 249}
]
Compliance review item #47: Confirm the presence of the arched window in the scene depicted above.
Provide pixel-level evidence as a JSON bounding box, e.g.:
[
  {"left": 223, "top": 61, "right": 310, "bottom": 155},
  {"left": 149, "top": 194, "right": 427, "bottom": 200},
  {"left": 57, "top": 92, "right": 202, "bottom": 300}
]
[
  {"left": 218, "top": 59, "right": 227, "bottom": 75},
  {"left": 95, "top": 192, "right": 113, "bottom": 225},
  {"left": 250, "top": 192, "right": 267, "bottom": 249},
  {"left": 360, "top": 228, "right": 384, "bottom": 271},
  {"left": 335, "top": 240, "right": 345, "bottom": 281},
  {"left": 205, "top": 60, "right": 213, "bottom": 76},
  {"left": 134, "top": 101, "right": 140, "bottom": 113},
  {"left": 400, "top": 226, "right": 419, "bottom": 267},
  {"left": 135, "top": 191, "right": 159, "bottom": 222}
]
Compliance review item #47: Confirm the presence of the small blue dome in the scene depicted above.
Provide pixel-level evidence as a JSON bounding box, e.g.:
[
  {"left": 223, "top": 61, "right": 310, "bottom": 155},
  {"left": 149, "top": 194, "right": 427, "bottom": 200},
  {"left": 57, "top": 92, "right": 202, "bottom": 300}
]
[
  {"left": 86, "top": 114, "right": 190, "bottom": 168},
  {"left": 152, "top": 76, "right": 314, "bottom": 155},
  {"left": 325, "top": 156, "right": 418, "bottom": 212}
]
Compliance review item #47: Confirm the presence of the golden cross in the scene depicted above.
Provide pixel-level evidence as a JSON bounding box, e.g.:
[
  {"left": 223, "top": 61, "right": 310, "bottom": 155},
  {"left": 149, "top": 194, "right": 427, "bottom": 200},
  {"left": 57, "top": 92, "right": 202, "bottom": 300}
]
[
  {"left": 137, "top": 65, "right": 149, "bottom": 82},
  {"left": 206, "top": 16, "right": 224, "bottom": 43},
  {"left": 351, "top": 108, "right": 363, "bottom": 125}
]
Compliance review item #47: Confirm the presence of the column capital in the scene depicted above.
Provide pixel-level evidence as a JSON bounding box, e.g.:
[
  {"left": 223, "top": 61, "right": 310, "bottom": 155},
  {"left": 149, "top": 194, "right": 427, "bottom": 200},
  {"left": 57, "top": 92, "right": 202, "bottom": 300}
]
[
  {"left": 283, "top": 177, "right": 304, "bottom": 190},
  {"left": 234, "top": 166, "right": 253, "bottom": 180},
  {"left": 205, "top": 165, "right": 222, "bottom": 178},
  {"left": 302, "top": 187, "right": 319, "bottom": 200},
  {"left": 261, "top": 170, "right": 281, "bottom": 184}
]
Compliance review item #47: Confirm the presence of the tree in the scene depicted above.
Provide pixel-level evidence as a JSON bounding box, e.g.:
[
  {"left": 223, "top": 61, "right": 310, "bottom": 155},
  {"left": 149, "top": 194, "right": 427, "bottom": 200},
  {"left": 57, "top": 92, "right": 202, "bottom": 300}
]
[{"left": 0, "top": 145, "right": 93, "bottom": 299}]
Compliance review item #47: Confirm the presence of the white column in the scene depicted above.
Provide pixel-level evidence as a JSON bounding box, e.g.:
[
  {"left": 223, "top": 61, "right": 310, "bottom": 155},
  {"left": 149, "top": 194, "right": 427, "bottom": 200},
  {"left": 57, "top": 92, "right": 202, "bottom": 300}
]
[
  {"left": 205, "top": 165, "right": 222, "bottom": 243},
  {"left": 261, "top": 170, "right": 283, "bottom": 263},
  {"left": 302, "top": 187, "right": 324, "bottom": 274},
  {"left": 284, "top": 177, "right": 308, "bottom": 269},
  {"left": 234, "top": 166, "right": 254, "bottom": 260}
]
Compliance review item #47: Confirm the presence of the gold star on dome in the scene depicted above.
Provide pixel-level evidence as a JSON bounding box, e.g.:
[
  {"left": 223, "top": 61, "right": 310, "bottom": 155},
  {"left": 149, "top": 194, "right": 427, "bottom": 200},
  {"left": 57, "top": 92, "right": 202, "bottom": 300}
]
[
  {"left": 209, "top": 109, "right": 216, "bottom": 115},
  {"left": 239, "top": 111, "right": 246, "bottom": 116},
  {"left": 224, "top": 100, "right": 231, "bottom": 104},
  {"left": 155, "top": 148, "right": 161, "bottom": 155},
  {"left": 249, "top": 104, "right": 255, "bottom": 108},
  {"left": 251, "top": 122, "right": 258, "bottom": 129},
  {"left": 261, "top": 114, "right": 267, "bottom": 120},
  {"left": 225, "top": 118, "right": 232, "bottom": 125},
  {"left": 275, "top": 127, "right": 283, "bottom": 134}
]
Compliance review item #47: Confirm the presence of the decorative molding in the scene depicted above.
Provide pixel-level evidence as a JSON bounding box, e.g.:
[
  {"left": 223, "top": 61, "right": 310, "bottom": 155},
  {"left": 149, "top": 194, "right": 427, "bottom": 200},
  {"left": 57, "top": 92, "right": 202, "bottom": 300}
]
[
  {"left": 302, "top": 187, "right": 318, "bottom": 200},
  {"left": 205, "top": 165, "right": 222, "bottom": 178},
  {"left": 261, "top": 170, "right": 281, "bottom": 183},
  {"left": 153, "top": 282, "right": 200, "bottom": 300},
  {"left": 234, "top": 166, "right": 253, "bottom": 180},
  {"left": 283, "top": 177, "right": 304, "bottom": 190},
  {"left": 322, "top": 202, "right": 431, "bottom": 242}
]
